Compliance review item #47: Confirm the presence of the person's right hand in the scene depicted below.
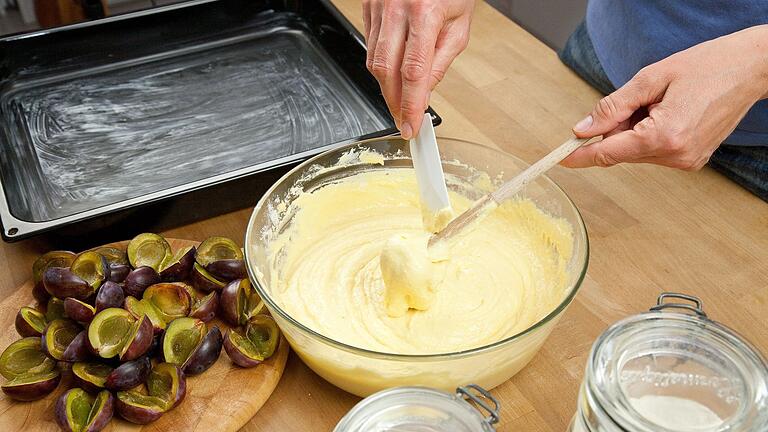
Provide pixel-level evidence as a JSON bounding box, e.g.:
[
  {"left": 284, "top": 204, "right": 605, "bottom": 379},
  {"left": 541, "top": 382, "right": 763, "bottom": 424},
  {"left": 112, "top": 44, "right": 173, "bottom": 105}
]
[
  {"left": 363, "top": 0, "right": 475, "bottom": 139},
  {"left": 563, "top": 25, "right": 768, "bottom": 171}
]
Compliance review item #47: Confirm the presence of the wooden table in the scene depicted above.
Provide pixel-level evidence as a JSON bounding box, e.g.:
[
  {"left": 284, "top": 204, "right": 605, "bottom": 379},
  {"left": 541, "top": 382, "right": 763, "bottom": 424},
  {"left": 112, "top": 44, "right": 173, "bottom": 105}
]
[{"left": 2, "top": 1, "right": 767, "bottom": 431}]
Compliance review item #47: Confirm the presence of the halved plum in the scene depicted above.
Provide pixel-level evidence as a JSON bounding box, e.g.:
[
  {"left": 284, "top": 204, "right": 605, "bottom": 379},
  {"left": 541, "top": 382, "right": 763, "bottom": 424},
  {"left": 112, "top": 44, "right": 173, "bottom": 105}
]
[
  {"left": 224, "top": 315, "right": 280, "bottom": 368},
  {"left": 124, "top": 297, "right": 166, "bottom": 334},
  {"left": 61, "top": 330, "right": 92, "bottom": 362},
  {"left": 119, "top": 316, "right": 153, "bottom": 361},
  {"left": 162, "top": 318, "right": 205, "bottom": 366},
  {"left": 88, "top": 308, "right": 153, "bottom": 361},
  {"left": 95, "top": 281, "right": 125, "bottom": 312},
  {"left": 89, "top": 246, "right": 129, "bottom": 266},
  {"left": 43, "top": 268, "right": 93, "bottom": 300},
  {"left": 183, "top": 326, "right": 223, "bottom": 376},
  {"left": 0, "top": 336, "right": 60, "bottom": 400},
  {"left": 127, "top": 233, "right": 172, "bottom": 272},
  {"left": 55, "top": 388, "right": 114, "bottom": 432},
  {"left": 71, "top": 251, "right": 109, "bottom": 291},
  {"left": 64, "top": 298, "right": 96, "bottom": 324},
  {"left": 42, "top": 319, "right": 82, "bottom": 361},
  {"left": 143, "top": 283, "right": 192, "bottom": 323},
  {"left": 116, "top": 390, "right": 167, "bottom": 424},
  {"left": 189, "top": 263, "right": 227, "bottom": 293},
  {"left": 0, "top": 337, "right": 56, "bottom": 379},
  {"left": 32, "top": 251, "right": 77, "bottom": 303},
  {"left": 159, "top": 246, "right": 195, "bottom": 282},
  {"left": 146, "top": 362, "right": 186, "bottom": 409},
  {"left": 108, "top": 263, "right": 131, "bottom": 283},
  {"left": 2, "top": 369, "right": 61, "bottom": 401},
  {"left": 72, "top": 362, "right": 114, "bottom": 394},
  {"left": 123, "top": 266, "right": 161, "bottom": 298},
  {"left": 105, "top": 356, "right": 151, "bottom": 391},
  {"left": 46, "top": 297, "right": 67, "bottom": 321},
  {"left": 88, "top": 308, "right": 134, "bottom": 359},
  {"left": 195, "top": 236, "right": 243, "bottom": 267},
  {"left": 189, "top": 291, "right": 219, "bottom": 323},
  {"left": 196, "top": 237, "right": 245, "bottom": 281},
  {"left": 162, "top": 317, "right": 222, "bottom": 375},
  {"left": 15, "top": 306, "right": 47, "bottom": 337},
  {"left": 220, "top": 279, "right": 265, "bottom": 327}
]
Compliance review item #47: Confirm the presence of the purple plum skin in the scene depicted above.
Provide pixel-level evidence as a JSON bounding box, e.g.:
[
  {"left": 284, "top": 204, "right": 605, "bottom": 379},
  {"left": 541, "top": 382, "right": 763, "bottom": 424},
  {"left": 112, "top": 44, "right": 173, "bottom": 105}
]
[
  {"left": 43, "top": 267, "right": 93, "bottom": 300},
  {"left": 115, "top": 397, "right": 164, "bottom": 424},
  {"left": 108, "top": 264, "right": 131, "bottom": 283},
  {"left": 64, "top": 298, "right": 96, "bottom": 324},
  {"left": 95, "top": 281, "right": 125, "bottom": 312},
  {"left": 123, "top": 267, "right": 160, "bottom": 298},
  {"left": 159, "top": 247, "right": 196, "bottom": 282},
  {"left": 183, "top": 326, "right": 223, "bottom": 376},
  {"left": 188, "top": 264, "right": 225, "bottom": 293},
  {"left": 120, "top": 316, "right": 154, "bottom": 361},
  {"left": 61, "top": 330, "right": 92, "bottom": 362},
  {"left": 219, "top": 280, "right": 243, "bottom": 326},
  {"left": 105, "top": 357, "right": 151, "bottom": 391},
  {"left": 55, "top": 389, "right": 114, "bottom": 432},
  {"left": 14, "top": 308, "right": 46, "bottom": 337},
  {"left": 189, "top": 292, "right": 219, "bottom": 323},
  {"left": 223, "top": 331, "right": 261, "bottom": 368},
  {"left": 205, "top": 259, "right": 247, "bottom": 281},
  {"left": 2, "top": 371, "right": 61, "bottom": 401}
]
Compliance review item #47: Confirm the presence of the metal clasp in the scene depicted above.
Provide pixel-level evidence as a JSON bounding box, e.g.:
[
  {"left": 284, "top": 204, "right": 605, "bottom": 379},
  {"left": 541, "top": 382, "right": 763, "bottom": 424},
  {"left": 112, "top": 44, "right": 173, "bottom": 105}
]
[
  {"left": 457, "top": 384, "right": 500, "bottom": 426},
  {"left": 650, "top": 292, "right": 707, "bottom": 318}
]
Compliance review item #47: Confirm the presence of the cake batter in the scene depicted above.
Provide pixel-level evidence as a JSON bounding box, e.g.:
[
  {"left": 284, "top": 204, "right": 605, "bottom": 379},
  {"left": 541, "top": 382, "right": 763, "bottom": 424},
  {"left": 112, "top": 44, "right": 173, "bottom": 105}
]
[{"left": 269, "top": 167, "right": 574, "bottom": 354}]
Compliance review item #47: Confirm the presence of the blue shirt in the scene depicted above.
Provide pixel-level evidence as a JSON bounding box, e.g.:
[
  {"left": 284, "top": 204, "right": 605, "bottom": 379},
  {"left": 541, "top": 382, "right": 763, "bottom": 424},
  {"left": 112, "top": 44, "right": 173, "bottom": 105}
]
[{"left": 586, "top": 0, "right": 768, "bottom": 146}]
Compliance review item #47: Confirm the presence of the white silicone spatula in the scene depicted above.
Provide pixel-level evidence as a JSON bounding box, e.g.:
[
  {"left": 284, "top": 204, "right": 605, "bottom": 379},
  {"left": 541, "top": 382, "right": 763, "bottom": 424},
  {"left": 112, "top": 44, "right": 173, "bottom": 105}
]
[{"left": 409, "top": 113, "right": 452, "bottom": 221}]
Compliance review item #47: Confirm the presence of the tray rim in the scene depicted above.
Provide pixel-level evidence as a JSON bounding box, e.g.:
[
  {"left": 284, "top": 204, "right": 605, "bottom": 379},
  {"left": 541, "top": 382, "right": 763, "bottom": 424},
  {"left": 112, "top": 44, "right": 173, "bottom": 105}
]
[{"left": 1, "top": 0, "right": 222, "bottom": 42}]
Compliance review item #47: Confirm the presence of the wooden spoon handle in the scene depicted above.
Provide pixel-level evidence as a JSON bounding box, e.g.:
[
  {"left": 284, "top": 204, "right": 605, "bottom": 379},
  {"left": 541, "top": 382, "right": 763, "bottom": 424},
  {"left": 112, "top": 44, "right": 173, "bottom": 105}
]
[
  {"left": 428, "top": 136, "right": 589, "bottom": 248},
  {"left": 491, "top": 136, "right": 588, "bottom": 203}
]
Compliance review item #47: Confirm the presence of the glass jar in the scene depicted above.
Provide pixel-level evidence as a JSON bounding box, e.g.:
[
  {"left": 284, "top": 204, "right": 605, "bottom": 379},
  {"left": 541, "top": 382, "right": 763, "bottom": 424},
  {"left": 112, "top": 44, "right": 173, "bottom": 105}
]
[
  {"left": 334, "top": 384, "right": 500, "bottom": 432},
  {"left": 569, "top": 292, "right": 768, "bottom": 432}
]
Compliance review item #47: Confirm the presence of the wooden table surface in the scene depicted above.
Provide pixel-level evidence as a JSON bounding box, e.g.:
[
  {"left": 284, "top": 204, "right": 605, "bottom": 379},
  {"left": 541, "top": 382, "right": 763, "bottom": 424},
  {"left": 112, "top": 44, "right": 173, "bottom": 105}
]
[{"left": 2, "top": 1, "right": 767, "bottom": 431}]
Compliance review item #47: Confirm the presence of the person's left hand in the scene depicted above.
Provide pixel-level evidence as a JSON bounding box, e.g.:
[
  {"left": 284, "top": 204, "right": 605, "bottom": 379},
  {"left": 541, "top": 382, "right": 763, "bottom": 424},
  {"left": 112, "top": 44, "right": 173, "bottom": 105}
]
[{"left": 563, "top": 25, "right": 768, "bottom": 171}]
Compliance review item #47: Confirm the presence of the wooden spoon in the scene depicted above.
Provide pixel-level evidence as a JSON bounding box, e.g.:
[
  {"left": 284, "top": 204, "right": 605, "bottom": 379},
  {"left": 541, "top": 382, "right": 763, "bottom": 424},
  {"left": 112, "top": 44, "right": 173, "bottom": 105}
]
[{"left": 428, "top": 136, "right": 590, "bottom": 248}]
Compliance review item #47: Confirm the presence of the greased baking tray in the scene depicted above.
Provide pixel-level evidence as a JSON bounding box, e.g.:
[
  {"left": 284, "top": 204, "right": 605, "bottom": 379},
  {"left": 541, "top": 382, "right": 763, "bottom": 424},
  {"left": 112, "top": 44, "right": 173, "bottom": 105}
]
[{"left": 0, "top": 0, "right": 440, "bottom": 242}]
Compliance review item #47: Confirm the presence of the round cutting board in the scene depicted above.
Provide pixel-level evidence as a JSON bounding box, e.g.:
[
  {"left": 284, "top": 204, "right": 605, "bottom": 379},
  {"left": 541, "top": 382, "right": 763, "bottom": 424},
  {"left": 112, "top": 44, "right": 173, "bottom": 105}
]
[{"left": 0, "top": 238, "right": 289, "bottom": 432}]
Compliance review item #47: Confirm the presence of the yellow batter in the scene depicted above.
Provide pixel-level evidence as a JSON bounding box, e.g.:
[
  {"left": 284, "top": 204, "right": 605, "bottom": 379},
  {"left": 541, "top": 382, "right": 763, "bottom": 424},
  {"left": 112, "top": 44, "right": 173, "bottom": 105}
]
[{"left": 269, "top": 168, "right": 574, "bottom": 354}]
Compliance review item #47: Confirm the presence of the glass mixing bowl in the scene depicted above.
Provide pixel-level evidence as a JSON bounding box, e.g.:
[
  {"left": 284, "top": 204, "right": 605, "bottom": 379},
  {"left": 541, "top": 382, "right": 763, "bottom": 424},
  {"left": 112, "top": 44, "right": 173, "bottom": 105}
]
[{"left": 244, "top": 136, "right": 589, "bottom": 397}]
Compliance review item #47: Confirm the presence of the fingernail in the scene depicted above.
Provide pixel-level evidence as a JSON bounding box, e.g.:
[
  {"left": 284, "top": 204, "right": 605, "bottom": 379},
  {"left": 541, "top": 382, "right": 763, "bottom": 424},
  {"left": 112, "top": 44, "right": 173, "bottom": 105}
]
[
  {"left": 574, "top": 115, "right": 593, "bottom": 133},
  {"left": 401, "top": 122, "right": 413, "bottom": 139}
]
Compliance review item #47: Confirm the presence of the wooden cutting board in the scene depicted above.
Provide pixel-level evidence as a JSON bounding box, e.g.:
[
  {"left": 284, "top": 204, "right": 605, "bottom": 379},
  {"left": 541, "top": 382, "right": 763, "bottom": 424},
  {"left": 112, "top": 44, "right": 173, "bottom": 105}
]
[{"left": 0, "top": 238, "right": 289, "bottom": 432}]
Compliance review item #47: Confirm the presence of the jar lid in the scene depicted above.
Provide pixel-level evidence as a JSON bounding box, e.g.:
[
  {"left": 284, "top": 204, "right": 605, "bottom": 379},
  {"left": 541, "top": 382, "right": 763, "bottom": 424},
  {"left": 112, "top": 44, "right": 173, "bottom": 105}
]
[
  {"left": 587, "top": 293, "right": 768, "bottom": 431},
  {"left": 334, "top": 384, "right": 500, "bottom": 432}
]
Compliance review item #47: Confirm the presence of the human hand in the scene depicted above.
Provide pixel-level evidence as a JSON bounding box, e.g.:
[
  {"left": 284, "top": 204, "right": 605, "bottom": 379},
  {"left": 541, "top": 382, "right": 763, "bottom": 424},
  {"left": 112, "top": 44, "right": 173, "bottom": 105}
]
[
  {"left": 363, "top": 0, "right": 474, "bottom": 139},
  {"left": 563, "top": 25, "right": 768, "bottom": 170}
]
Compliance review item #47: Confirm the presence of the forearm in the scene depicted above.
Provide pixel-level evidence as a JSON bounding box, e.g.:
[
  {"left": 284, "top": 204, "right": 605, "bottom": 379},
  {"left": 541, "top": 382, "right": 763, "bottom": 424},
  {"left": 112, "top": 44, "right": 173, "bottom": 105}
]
[{"left": 740, "top": 24, "right": 768, "bottom": 100}]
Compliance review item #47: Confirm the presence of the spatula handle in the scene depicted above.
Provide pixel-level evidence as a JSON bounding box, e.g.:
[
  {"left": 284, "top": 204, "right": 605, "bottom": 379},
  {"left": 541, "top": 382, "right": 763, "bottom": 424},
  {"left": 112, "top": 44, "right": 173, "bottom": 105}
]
[{"left": 491, "top": 136, "right": 588, "bottom": 203}]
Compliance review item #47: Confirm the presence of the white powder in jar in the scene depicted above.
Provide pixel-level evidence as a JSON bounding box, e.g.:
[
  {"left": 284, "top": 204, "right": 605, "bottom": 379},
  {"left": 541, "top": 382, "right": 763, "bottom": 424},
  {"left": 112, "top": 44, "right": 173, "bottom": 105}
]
[
  {"left": 569, "top": 395, "right": 724, "bottom": 432},
  {"left": 630, "top": 395, "right": 723, "bottom": 430}
]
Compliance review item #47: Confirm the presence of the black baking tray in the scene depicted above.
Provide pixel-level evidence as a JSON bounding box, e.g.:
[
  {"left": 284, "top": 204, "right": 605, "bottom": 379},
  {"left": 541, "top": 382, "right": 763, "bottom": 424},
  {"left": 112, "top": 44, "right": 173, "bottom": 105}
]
[{"left": 0, "top": 0, "right": 440, "bottom": 243}]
